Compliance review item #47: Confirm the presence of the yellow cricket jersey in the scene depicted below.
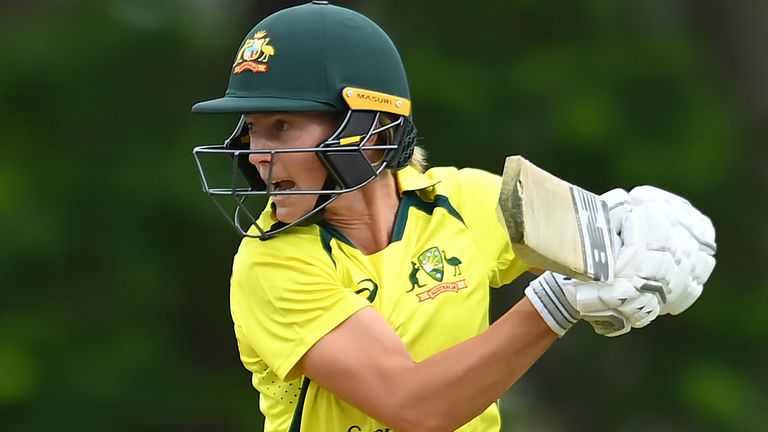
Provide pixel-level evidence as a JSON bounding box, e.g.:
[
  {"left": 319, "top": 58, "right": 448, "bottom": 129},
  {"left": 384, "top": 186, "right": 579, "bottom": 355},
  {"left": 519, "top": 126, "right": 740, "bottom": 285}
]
[{"left": 229, "top": 166, "right": 530, "bottom": 432}]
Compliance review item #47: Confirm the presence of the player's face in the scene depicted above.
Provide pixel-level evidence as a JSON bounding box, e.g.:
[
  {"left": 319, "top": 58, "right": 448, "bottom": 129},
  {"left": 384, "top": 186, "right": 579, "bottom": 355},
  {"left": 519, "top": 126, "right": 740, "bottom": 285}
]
[{"left": 245, "top": 112, "right": 337, "bottom": 223}]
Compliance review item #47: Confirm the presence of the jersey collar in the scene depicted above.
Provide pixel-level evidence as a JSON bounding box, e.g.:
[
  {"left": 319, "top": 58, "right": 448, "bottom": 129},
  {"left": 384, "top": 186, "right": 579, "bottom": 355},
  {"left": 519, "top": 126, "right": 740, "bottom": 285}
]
[{"left": 395, "top": 166, "right": 440, "bottom": 196}]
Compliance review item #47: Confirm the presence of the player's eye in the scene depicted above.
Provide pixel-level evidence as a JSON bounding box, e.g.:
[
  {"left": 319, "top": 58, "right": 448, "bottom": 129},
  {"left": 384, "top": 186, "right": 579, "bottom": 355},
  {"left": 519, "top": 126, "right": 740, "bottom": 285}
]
[{"left": 275, "top": 120, "right": 290, "bottom": 132}]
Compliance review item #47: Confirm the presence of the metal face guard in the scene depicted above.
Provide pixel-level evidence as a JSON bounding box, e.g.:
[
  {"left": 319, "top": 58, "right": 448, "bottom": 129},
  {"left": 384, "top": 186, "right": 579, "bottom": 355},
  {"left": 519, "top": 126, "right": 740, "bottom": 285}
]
[{"left": 192, "top": 111, "right": 406, "bottom": 238}]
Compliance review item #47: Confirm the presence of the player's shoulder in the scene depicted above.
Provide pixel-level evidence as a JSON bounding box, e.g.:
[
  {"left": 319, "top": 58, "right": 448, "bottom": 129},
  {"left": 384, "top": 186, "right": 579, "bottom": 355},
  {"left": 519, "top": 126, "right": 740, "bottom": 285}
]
[
  {"left": 417, "top": 167, "right": 503, "bottom": 233},
  {"left": 232, "top": 225, "right": 334, "bottom": 282},
  {"left": 425, "top": 166, "right": 502, "bottom": 200}
]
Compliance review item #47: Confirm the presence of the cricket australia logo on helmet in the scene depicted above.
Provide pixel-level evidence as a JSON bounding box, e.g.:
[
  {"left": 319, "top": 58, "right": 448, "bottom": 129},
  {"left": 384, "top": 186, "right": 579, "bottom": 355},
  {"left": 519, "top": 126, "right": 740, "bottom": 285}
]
[
  {"left": 233, "top": 30, "right": 276, "bottom": 74},
  {"left": 191, "top": 2, "right": 419, "bottom": 239}
]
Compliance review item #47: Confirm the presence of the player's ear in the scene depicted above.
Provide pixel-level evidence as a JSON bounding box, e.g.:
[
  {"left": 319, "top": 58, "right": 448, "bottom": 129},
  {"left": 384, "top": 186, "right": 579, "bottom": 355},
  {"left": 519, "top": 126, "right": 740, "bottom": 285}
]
[
  {"left": 367, "top": 115, "right": 399, "bottom": 146},
  {"left": 362, "top": 132, "right": 386, "bottom": 166},
  {"left": 367, "top": 132, "right": 379, "bottom": 145}
]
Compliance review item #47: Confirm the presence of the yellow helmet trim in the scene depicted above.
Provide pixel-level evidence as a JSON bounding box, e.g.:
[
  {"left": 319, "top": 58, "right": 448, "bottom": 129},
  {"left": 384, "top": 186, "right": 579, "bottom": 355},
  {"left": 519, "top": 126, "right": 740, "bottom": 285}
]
[{"left": 339, "top": 136, "right": 362, "bottom": 146}]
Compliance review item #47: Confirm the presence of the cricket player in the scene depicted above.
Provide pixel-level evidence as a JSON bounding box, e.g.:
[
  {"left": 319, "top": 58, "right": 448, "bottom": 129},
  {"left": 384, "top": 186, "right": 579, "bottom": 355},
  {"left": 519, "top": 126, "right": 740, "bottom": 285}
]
[{"left": 191, "top": 2, "right": 717, "bottom": 431}]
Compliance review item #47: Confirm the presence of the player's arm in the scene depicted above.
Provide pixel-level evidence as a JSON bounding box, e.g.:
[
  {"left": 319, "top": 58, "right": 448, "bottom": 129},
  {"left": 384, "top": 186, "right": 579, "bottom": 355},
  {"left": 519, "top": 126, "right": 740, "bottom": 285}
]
[
  {"left": 298, "top": 297, "right": 556, "bottom": 432},
  {"left": 298, "top": 184, "right": 718, "bottom": 431}
]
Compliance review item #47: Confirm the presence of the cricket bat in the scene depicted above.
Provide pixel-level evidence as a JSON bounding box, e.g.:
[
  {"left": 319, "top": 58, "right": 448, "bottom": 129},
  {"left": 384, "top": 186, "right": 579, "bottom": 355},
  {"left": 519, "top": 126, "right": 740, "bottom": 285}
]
[{"left": 498, "top": 156, "right": 615, "bottom": 282}]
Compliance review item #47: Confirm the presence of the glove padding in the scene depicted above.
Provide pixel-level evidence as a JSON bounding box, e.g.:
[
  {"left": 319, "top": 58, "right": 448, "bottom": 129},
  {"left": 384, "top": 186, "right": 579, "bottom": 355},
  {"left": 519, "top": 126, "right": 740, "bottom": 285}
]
[
  {"left": 623, "top": 186, "right": 717, "bottom": 315},
  {"left": 572, "top": 188, "right": 665, "bottom": 336},
  {"left": 525, "top": 271, "right": 660, "bottom": 337},
  {"left": 571, "top": 277, "right": 660, "bottom": 337}
]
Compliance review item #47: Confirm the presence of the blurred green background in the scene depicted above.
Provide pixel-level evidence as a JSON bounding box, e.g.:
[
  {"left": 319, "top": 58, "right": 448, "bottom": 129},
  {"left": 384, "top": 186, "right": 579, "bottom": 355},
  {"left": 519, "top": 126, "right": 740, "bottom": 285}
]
[{"left": 1, "top": 0, "right": 765, "bottom": 431}]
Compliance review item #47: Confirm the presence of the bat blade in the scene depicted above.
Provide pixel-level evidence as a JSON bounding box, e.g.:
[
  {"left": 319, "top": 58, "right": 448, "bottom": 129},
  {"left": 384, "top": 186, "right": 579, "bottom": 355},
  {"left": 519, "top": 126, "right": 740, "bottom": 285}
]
[{"left": 498, "top": 156, "right": 615, "bottom": 282}]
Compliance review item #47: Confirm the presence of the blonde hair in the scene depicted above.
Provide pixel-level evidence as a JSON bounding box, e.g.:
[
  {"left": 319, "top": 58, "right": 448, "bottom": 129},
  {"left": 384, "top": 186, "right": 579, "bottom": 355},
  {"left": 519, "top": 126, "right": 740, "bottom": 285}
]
[{"left": 408, "top": 145, "right": 428, "bottom": 173}]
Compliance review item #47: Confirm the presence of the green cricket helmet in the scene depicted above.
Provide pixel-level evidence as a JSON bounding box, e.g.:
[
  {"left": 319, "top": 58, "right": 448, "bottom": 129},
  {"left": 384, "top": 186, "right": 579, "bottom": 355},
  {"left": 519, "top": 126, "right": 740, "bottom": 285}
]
[{"left": 192, "top": 0, "right": 417, "bottom": 238}]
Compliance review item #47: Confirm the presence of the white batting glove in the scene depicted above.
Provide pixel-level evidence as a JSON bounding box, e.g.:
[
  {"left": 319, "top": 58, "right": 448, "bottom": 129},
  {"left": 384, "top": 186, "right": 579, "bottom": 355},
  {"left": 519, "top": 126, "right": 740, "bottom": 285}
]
[
  {"left": 624, "top": 186, "right": 717, "bottom": 315},
  {"left": 525, "top": 271, "right": 660, "bottom": 337},
  {"left": 525, "top": 186, "right": 716, "bottom": 337},
  {"left": 525, "top": 186, "right": 708, "bottom": 337},
  {"left": 523, "top": 189, "right": 636, "bottom": 336},
  {"left": 573, "top": 188, "right": 663, "bottom": 336},
  {"left": 589, "top": 186, "right": 716, "bottom": 317}
]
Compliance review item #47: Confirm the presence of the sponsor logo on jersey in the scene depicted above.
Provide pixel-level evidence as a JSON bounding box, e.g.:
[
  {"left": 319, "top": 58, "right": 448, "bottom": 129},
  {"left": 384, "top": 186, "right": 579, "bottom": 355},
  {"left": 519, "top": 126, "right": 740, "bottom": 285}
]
[
  {"left": 354, "top": 278, "right": 378, "bottom": 303},
  {"left": 408, "top": 246, "right": 465, "bottom": 301},
  {"left": 233, "top": 30, "right": 276, "bottom": 74}
]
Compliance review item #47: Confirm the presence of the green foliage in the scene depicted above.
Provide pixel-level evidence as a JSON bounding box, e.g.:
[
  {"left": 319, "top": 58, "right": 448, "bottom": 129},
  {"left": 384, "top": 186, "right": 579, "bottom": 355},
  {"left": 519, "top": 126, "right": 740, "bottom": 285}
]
[{"left": 1, "top": 0, "right": 763, "bottom": 431}]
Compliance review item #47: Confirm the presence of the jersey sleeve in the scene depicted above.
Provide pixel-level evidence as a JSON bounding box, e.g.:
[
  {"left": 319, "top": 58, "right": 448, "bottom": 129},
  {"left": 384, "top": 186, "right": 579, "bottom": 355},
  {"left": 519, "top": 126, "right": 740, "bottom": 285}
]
[
  {"left": 230, "top": 237, "right": 370, "bottom": 381},
  {"left": 454, "top": 168, "right": 531, "bottom": 287}
]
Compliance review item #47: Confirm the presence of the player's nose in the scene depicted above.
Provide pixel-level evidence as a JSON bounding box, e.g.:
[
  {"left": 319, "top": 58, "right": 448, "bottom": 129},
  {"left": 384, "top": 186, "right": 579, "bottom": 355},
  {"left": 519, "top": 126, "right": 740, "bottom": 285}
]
[
  {"left": 248, "top": 151, "right": 271, "bottom": 167},
  {"left": 247, "top": 137, "right": 274, "bottom": 166}
]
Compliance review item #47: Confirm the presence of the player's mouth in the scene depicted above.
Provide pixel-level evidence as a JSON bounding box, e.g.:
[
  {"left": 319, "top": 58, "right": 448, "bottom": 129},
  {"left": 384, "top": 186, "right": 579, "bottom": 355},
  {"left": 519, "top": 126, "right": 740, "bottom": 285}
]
[{"left": 270, "top": 180, "right": 296, "bottom": 192}]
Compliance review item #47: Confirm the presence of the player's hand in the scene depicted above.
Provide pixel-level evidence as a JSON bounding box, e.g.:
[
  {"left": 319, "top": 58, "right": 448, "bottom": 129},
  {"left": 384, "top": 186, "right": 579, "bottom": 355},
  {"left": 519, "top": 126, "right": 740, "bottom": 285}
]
[
  {"left": 576, "top": 186, "right": 716, "bottom": 334},
  {"left": 524, "top": 271, "right": 659, "bottom": 337},
  {"left": 595, "top": 186, "right": 716, "bottom": 315},
  {"left": 523, "top": 189, "right": 659, "bottom": 337},
  {"left": 604, "top": 186, "right": 716, "bottom": 315},
  {"left": 525, "top": 186, "right": 717, "bottom": 337},
  {"left": 570, "top": 277, "right": 661, "bottom": 337},
  {"left": 575, "top": 188, "right": 664, "bottom": 336},
  {"left": 624, "top": 186, "right": 717, "bottom": 315}
]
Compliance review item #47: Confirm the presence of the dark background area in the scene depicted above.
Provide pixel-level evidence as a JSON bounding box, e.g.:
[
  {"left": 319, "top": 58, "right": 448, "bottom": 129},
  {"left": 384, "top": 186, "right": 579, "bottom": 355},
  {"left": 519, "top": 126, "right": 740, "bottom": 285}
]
[{"left": 1, "top": 0, "right": 765, "bottom": 430}]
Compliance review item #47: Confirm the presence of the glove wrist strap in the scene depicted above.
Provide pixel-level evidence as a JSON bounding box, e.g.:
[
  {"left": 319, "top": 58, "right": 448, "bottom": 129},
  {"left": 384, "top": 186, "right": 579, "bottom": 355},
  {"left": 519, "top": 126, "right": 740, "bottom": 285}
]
[{"left": 524, "top": 272, "right": 580, "bottom": 337}]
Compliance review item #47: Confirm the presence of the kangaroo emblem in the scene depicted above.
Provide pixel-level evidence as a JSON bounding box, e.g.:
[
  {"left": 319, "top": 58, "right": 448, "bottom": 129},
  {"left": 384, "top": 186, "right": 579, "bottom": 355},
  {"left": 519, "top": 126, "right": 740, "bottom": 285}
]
[{"left": 407, "top": 261, "right": 425, "bottom": 293}]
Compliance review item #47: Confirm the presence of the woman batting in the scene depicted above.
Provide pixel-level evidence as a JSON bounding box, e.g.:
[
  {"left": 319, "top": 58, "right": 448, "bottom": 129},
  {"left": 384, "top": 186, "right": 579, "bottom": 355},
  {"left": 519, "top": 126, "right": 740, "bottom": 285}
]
[{"left": 191, "top": 2, "right": 716, "bottom": 431}]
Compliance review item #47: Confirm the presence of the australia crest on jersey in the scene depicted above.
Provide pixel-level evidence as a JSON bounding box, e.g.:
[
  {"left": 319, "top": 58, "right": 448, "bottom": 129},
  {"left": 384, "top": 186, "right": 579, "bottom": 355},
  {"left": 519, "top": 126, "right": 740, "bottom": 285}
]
[
  {"left": 408, "top": 246, "right": 466, "bottom": 302},
  {"left": 233, "top": 30, "right": 276, "bottom": 74}
]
